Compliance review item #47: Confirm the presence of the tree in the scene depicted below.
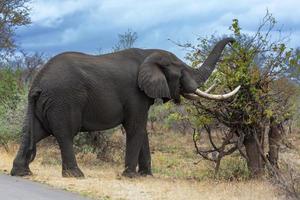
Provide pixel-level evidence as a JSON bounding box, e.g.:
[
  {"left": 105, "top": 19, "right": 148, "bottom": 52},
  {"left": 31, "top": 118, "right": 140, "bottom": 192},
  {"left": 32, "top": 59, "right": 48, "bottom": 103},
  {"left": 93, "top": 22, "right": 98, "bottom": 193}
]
[
  {"left": 184, "top": 12, "right": 299, "bottom": 179},
  {"left": 12, "top": 51, "right": 46, "bottom": 83},
  {"left": 96, "top": 29, "right": 138, "bottom": 55},
  {"left": 0, "top": 0, "right": 31, "bottom": 59},
  {"left": 112, "top": 29, "right": 138, "bottom": 52}
]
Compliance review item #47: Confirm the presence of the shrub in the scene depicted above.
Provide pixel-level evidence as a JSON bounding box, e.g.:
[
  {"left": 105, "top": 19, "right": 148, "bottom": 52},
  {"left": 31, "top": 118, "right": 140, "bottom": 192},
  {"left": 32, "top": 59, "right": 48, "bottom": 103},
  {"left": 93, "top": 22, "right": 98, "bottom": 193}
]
[
  {"left": 74, "top": 128, "right": 125, "bottom": 163},
  {"left": 148, "top": 100, "right": 195, "bottom": 135},
  {"left": 0, "top": 90, "right": 27, "bottom": 148},
  {"left": 213, "top": 156, "right": 251, "bottom": 181},
  {"left": 0, "top": 68, "right": 27, "bottom": 149}
]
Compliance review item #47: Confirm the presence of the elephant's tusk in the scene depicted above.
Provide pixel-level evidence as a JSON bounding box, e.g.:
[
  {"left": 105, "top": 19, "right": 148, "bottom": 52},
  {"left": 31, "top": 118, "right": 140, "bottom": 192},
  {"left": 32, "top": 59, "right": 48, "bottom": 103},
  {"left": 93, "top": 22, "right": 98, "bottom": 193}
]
[
  {"left": 182, "top": 93, "right": 200, "bottom": 101},
  {"left": 183, "top": 83, "right": 218, "bottom": 100},
  {"left": 205, "top": 83, "right": 217, "bottom": 93},
  {"left": 194, "top": 85, "right": 241, "bottom": 100}
]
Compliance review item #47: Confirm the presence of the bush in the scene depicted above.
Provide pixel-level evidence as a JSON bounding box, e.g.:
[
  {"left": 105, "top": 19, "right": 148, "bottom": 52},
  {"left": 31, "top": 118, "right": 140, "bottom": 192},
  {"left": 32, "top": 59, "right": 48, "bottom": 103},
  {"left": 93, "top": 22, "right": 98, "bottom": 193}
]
[
  {"left": 148, "top": 100, "right": 194, "bottom": 134},
  {"left": 0, "top": 90, "right": 27, "bottom": 148},
  {"left": 0, "top": 68, "right": 27, "bottom": 149},
  {"left": 74, "top": 128, "right": 125, "bottom": 163},
  {"left": 212, "top": 156, "right": 251, "bottom": 181},
  {"left": 0, "top": 68, "right": 24, "bottom": 109}
]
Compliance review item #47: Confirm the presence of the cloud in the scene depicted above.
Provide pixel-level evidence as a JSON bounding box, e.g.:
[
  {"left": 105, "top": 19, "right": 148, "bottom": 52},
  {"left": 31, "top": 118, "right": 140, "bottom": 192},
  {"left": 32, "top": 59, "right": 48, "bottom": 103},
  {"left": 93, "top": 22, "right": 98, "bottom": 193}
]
[
  {"left": 30, "top": 0, "right": 95, "bottom": 27},
  {"left": 17, "top": 0, "right": 300, "bottom": 57}
]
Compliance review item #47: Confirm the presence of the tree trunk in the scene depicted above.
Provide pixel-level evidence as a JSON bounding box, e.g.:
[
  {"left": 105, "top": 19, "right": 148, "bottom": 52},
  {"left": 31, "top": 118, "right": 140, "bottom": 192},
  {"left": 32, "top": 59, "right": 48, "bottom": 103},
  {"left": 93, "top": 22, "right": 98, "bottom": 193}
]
[
  {"left": 244, "top": 129, "right": 264, "bottom": 177},
  {"left": 267, "top": 119, "right": 282, "bottom": 168}
]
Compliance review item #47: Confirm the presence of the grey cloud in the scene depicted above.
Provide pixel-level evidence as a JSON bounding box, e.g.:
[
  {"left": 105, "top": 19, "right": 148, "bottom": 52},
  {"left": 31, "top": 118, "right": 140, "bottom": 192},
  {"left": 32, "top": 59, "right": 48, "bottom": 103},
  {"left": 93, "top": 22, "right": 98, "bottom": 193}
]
[{"left": 16, "top": 0, "right": 300, "bottom": 58}]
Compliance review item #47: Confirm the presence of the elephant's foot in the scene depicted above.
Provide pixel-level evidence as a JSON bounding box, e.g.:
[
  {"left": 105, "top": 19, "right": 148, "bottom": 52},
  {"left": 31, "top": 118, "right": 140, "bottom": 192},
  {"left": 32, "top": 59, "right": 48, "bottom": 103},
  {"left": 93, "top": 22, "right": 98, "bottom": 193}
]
[
  {"left": 138, "top": 169, "right": 153, "bottom": 177},
  {"left": 10, "top": 167, "right": 32, "bottom": 176},
  {"left": 122, "top": 169, "right": 138, "bottom": 178},
  {"left": 62, "top": 167, "right": 84, "bottom": 178}
]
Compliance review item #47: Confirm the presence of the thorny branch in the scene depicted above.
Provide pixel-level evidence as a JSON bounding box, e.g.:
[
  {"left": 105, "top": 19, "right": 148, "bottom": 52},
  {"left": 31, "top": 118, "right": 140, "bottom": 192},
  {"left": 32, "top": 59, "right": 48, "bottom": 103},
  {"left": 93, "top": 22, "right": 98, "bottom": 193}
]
[{"left": 193, "top": 125, "right": 244, "bottom": 174}]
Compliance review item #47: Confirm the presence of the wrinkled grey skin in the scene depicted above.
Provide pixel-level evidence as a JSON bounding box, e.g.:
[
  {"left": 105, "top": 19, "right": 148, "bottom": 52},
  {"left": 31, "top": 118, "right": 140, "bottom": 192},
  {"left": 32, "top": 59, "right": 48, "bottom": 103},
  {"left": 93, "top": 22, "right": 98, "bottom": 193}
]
[{"left": 11, "top": 38, "right": 234, "bottom": 178}]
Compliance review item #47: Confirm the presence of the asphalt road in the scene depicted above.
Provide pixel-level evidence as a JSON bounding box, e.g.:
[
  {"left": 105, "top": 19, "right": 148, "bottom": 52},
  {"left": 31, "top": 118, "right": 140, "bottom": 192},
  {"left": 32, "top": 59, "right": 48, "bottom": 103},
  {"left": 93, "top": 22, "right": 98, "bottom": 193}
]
[{"left": 0, "top": 174, "right": 91, "bottom": 200}]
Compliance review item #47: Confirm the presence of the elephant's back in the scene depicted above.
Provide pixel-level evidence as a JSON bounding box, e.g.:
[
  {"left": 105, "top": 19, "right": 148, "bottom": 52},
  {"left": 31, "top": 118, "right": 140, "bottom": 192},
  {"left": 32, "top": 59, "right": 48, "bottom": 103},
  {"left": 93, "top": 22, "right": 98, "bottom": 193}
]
[
  {"left": 34, "top": 51, "right": 141, "bottom": 87},
  {"left": 31, "top": 50, "right": 144, "bottom": 109},
  {"left": 31, "top": 53, "right": 86, "bottom": 96}
]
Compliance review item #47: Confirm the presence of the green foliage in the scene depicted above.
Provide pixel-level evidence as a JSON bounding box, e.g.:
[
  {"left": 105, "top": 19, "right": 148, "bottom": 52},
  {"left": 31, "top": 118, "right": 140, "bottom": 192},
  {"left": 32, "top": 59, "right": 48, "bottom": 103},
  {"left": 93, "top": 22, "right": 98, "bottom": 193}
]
[
  {"left": 229, "top": 19, "right": 241, "bottom": 36},
  {"left": 194, "top": 17, "right": 298, "bottom": 126},
  {"left": 148, "top": 100, "right": 200, "bottom": 134},
  {"left": 176, "top": 155, "right": 250, "bottom": 181},
  {"left": 212, "top": 156, "right": 251, "bottom": 181},
  {"left": 0, "top": 0, "right": 31, "bottom": 58},
  {"left": 0, "top": 67, "right": 27, "bottom": 147},
  {"left": 74, "top": 128, "right": 125, "bottom": 163},
  {"left": 148, "top": 101, "right": 170, "bottom": 124},
  {"left": 0, "top": 89, "right": 27, "bottom": 146},
  {"left": 0, "top": 68, "right": 24, "bottom": 110},
  {"left": 181, "top": 12, "right": 300, "bottom": 177}
]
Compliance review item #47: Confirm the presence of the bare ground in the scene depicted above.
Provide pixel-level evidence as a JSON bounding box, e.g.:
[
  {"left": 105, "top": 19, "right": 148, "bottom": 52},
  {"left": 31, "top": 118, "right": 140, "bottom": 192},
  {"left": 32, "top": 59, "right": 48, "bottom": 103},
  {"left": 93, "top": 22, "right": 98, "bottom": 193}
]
[{"left": 0, "top": 142, "right": 285, "bottom": 200}]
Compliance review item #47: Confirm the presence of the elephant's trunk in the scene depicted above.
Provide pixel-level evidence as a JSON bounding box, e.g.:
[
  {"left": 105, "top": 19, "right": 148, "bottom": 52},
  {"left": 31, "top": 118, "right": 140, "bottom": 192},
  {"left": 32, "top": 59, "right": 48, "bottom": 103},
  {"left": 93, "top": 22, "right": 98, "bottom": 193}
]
[{"left": 193, "top": 37, "right": 235, "bottom": 85}]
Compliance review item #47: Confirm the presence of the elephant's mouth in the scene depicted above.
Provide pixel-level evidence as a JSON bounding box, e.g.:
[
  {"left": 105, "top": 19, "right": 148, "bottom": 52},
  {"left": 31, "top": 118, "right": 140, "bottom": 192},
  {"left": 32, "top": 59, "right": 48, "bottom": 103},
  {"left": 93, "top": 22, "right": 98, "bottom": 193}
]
[{"left": 183, "top": 84, "right": 241, "bottom": 101}]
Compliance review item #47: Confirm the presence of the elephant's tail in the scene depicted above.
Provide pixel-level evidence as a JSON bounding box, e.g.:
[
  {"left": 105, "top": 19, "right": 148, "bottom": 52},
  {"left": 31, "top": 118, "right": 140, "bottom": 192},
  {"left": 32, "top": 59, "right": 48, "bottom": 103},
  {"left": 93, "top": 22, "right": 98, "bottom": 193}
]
[{"left": 27, "top": 87, "right": 42, "bottom": 162}]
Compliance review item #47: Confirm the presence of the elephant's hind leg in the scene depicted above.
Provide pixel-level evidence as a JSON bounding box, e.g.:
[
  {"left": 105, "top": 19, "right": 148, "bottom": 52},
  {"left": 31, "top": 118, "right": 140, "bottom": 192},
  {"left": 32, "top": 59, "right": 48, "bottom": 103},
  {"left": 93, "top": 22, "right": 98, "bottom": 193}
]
[
  {"left": 49, "top": 108, "right": 84, "bottom": 178},
  {"left": 11, "top": 118, "right": 49, "bottom": 176},
  {"left": 55, "top": 135, "right": 84, "bottom": 178}
]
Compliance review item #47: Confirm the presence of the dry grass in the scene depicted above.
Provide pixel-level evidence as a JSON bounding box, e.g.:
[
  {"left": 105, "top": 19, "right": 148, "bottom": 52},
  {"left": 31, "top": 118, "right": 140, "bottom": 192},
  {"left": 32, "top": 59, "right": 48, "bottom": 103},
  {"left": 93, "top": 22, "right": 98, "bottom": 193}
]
[{"left": 0, "top": 131, "right": 288, "bottom": 200}]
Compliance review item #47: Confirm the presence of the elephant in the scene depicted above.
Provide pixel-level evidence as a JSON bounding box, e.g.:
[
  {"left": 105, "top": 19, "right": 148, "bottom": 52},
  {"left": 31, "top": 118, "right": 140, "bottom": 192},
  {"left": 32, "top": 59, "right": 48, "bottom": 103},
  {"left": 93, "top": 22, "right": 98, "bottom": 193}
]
[{"left": 10, "top": 37, "right": 240, "bottom": 178}]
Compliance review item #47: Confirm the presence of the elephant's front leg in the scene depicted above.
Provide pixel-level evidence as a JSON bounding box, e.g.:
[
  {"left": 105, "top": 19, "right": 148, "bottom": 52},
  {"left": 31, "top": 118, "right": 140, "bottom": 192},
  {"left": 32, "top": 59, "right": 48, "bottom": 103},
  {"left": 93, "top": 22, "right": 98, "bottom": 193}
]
[
  {"left": 55, "top": 136, "right": 84, "bottom": 178},
  {"left": 122, "top": 120, "right": 148, "bottom": 178},
  {"left": 138, "top": 134, "right": 152, "bottom": 176}
]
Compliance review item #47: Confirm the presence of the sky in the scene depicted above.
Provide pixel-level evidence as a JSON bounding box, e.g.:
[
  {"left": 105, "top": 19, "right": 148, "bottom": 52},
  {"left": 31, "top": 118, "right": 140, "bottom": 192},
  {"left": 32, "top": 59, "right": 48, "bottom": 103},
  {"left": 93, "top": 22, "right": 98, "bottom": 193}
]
[{"left": 16, "top": 0, "right": 300, "bottom": 59}]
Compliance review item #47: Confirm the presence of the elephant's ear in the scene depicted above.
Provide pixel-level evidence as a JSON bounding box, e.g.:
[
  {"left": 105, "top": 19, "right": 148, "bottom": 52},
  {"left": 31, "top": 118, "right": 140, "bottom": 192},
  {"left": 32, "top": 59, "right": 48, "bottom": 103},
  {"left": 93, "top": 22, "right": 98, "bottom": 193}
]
[{"left": 138, "top": 53, "right": 171, "bottom": 99}]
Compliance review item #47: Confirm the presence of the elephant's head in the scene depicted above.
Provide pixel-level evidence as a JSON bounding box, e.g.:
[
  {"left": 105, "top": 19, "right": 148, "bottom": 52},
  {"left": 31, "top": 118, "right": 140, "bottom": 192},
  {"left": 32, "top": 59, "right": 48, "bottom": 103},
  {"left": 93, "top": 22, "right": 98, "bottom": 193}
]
[{"left": 138, "top": 38, "right": 240, "bottom": 103}]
